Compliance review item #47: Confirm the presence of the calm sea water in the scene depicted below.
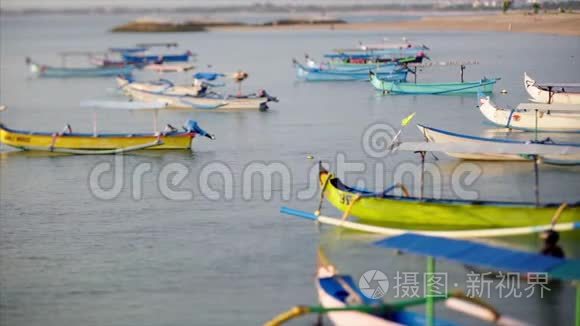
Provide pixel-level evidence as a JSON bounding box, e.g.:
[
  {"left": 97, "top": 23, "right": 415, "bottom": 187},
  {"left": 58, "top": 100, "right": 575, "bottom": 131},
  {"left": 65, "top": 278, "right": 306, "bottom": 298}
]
[{"left": 1, "top": 14, "right": 579, "bottom": 326}]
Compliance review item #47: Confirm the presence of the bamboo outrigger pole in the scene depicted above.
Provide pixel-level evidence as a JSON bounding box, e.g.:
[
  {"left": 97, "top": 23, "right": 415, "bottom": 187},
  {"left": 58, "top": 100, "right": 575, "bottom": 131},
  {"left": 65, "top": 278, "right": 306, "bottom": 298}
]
[
  {"left": 576, "top": 281, "right": 580, "bottom": 326},
  {"left": 426, "top": 256, "right": 436, "bottom": 326}
]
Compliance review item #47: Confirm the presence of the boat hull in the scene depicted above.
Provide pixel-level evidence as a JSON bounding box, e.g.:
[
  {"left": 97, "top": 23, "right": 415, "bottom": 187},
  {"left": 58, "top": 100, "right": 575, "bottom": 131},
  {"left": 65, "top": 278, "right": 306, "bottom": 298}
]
[
  {"left": 323, "top": 62, "right": 399, "bottom": 71},
  {"left": 316, "top": 266, "right": 456, "bottom": 326},
  {"left": 296, "top": 64, "right": 407, "bottom": 82},
  {"left": 29, "top": 63, "right": 133, "bottom": 78},
  {"left": 316, "top": 272, "right": 401, "bottom": 326},
  {"left": 122, "top": 52, "right": 192, "bottom": 63},
  {"left": 0, "top": 125, "right": 193, "bottom": 150},
  {"left": 124, "top": 87, "right": 269, "bottom": 111},
  {"left": 370, "top": 72, "right": 497, "bottom": 94},
  {"left": 525, "top": 73, "right": 580, "bottom": 104},
  {"left": 117, "top": 76, "right": 201, "bottom": 95},
  {"left": 479, "top": 97, "right": 580, "bottom": 132},
  {"left": 143, "top": 63, "right": 194, "bottom": 72},
  {"left": 418, "top": 124, "right": 580, "bottom": 163},
  {"left": 320, "top": 172, "right": 579, "bottom": 229}
]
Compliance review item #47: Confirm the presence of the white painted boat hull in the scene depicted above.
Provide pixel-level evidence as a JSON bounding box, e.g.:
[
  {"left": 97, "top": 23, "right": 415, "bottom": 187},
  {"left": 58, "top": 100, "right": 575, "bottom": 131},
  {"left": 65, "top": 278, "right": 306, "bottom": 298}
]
[
  {"left": 524, "top": 73, "right": 580, "bottom": 104},
  {"left": 419, "top": 126, "right": 525, "bottom": 161},
  {"left": 316, "top": 267, "right": 401, "bottom": 326},
  {"left": 479, "top": 97, "right": 580, "bottom": 132},
  {"left": 124, "top": 87, "right": 268, "bottom": 111},
  {"left": 418, "top": 125, "right": 580, "bottom": 163},
  {"left": 143, "top": 63, "right": 194, "bottom": 73},
  {"left": 116, "top": 77, "right": 202, "bottom": 95}
]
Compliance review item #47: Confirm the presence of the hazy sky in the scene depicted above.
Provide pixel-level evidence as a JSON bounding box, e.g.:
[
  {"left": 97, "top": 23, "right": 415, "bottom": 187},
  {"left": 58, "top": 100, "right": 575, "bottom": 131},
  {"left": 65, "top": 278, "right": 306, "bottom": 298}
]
[{"left": 1, "top": 0, "right": 436, "bottom": 10}]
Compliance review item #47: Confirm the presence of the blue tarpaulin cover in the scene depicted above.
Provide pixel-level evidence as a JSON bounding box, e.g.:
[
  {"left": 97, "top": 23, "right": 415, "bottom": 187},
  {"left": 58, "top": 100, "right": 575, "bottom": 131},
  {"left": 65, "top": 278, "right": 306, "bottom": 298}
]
[
  {"left": 183, "top": 120, "right": 210, "bottom": 137},
  {"left": 374, "top": 233, "right": 580, "bottom": 280},
  {"left": 193, "top": 72, "right": 225, "bottom": 81}
]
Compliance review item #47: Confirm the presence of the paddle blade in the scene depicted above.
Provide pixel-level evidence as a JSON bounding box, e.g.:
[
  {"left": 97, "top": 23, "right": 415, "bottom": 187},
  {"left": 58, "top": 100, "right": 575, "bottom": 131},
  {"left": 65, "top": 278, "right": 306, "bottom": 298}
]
[
  {"left": 184, "top": 120, "right": 212, "bottom": 138},
  {"left": 401, "top": 112, "right": 416, "bottom": 126}
]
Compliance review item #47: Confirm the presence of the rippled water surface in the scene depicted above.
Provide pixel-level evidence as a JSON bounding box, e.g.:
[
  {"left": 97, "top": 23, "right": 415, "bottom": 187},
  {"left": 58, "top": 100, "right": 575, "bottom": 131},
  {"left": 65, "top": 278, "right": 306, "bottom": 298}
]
[{"left": 1, "top": 14, "right": 579, "bottom": 326}]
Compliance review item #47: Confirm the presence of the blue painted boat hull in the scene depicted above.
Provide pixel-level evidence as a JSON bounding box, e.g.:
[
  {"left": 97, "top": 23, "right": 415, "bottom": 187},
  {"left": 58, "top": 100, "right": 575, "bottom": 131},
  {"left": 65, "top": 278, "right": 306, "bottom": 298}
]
[
  {"left": 318, "top": 273, "right": 457, "bottom": 326},
  {"left": 30, "top": 63, "right": 134, "bottom": 78},
  {"left": 296, "top": 63, "right": 407, "bottom": 82},
  {"left": 122, "top": 52, "right": 192, "bottom": 63}
]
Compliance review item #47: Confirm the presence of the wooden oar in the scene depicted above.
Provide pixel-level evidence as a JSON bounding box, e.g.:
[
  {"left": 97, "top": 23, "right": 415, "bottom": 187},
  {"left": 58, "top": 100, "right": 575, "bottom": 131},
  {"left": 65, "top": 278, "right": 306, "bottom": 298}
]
[{"left": 280, "top": 207, "right": 580, "bottom": 238}]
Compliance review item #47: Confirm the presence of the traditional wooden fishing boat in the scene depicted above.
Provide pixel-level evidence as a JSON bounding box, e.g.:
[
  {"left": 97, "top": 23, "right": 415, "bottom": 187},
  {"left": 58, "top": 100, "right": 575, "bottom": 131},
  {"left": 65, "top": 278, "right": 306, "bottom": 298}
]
[
  {"left": 26, "top": 56, "right": 134, "bottom": 78},
  {"left": 121, "top": 85, "right": 277, "bottom": 111},
  {"left": 266, "top": 247, "right": 528, "bottom": 326},
  {"left": 90, "top": 57, "right": 135, "bottom": 68},
  {"left": 116, "top": 75, "right": 223, "bottom": 96},
  {"left": 525, "top": 73, "right": 580, "bottom": 104},
  {"left": 122, "top": 50, "right": 194, "bottom": 64},
  {"left": 117, "top": 76, "right": 200, "bottom": 95},
  {"left": 375, "top": 233, "right": 579, "bottom": 324},
  {"left": 303, "top": 56, "right": 401, "bottom": 72},
  {"left": 0, "top": 103, "right": 213, "bottom": 153},
  {"left": 109, "top": 43, "right": 178, "bottom": 54},
  {"left": 418, "top": 124, "right": 580, "bottom": 164},
  {"left": 370, "top": 71, "right": 497, "bottom": 95},
  {"left": 318, "top": 166, "right": 579, "bottom": 230},
  {"left": 324, "top": 53, "right": 427, "bottom": 65},
  {"left": 281, "top": 206, "right": 579, "bottom": 237},
  {"left": 315, "top": 61, "right": 400, "bottom": 72},
  {"left": 313, "top": 261, "right": 457, "bottom": 326},
  {"left": 108, "top": 47, "right": 148, "bottom": 53},
  {"left": 294, "top": 60, "right": 407, "bottom": 82},
  {"left": 358, "top": 41, "right": 429, "bottom": 51},
  {"left": 143, "top": 63, "right": 195, "bottom": 73},
  {"left": 478, "top": 97, "right": 580, "bottom": 132},
  {"left": 332, "top": 47, "right": 426, "bottom": 57}
]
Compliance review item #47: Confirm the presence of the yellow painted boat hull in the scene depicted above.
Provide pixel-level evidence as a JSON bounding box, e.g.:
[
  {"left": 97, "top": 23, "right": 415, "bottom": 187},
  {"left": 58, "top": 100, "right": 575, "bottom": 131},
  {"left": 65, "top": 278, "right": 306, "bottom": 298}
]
[
  {"left": 320, "top": 171, "right": 580, "bottom": 230},
  {"left": 0, "top": 124, "right": 194, "bottom": 151}
]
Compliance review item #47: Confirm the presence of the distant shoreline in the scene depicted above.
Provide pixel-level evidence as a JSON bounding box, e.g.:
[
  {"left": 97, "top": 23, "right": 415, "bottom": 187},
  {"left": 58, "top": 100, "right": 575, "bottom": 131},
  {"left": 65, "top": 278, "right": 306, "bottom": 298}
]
[
  {"left": 2, "top": 1, "right": 580, "bottom": 16},
  {"left": 110, "top": 12, "right": 580, "bottom": 37},
  {"left": 111, "top": 18, "right": 348, "bottom": 33},
  {"left": 207, "top": 13, "right": 580, "bottom": 37}
]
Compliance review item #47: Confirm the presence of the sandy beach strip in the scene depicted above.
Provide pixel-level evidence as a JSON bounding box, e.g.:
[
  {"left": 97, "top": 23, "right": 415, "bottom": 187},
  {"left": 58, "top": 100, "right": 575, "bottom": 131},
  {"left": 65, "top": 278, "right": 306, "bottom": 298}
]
[{"left": 209, "top": 13, "right": 580, "bottom": 36}]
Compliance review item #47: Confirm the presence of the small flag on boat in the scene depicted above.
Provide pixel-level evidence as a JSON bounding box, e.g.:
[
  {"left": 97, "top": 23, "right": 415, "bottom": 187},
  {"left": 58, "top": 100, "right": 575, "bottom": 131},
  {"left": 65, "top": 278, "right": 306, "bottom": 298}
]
[{"left": 401, "top": 112, "right": 416, "bottom": 126}]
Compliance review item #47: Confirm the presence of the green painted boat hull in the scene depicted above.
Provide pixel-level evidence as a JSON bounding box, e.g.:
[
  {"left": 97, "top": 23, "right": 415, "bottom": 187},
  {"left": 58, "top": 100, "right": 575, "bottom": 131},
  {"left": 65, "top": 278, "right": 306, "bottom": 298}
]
[
  {"left": 370, "top": 72, "right": 498, "bottom": 95},
  {"left": 321, "top": 172, "right": 579, "bottom": 230}
]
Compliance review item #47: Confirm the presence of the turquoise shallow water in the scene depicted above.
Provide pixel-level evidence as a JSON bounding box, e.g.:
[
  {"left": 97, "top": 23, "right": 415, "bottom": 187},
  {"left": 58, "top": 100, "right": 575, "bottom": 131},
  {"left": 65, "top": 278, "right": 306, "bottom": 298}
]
[{"left": 1, "top": 14, "right": 579, "bottom": 326}]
